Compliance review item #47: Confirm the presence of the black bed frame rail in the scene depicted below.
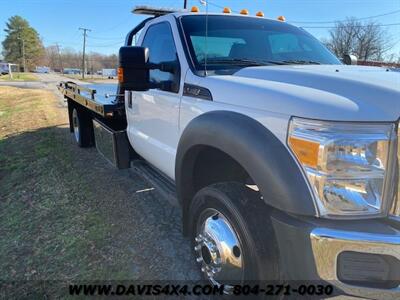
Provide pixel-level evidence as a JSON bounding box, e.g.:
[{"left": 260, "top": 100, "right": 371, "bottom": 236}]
[{"left": 58, "top": 81, "right": 124, "bottom": 118}]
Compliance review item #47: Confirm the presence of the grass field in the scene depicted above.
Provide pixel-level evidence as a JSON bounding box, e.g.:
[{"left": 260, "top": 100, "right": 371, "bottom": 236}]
[
  {"left": 0, "top": 72, "right": 38, "bottom": 81},
  {"left": 0, "top": 86, "right": 177, "bottom": 298}
]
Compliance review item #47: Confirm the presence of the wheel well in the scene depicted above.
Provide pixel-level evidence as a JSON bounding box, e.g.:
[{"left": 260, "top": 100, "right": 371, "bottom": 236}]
[
  {"left": 192, "top": 146, "right": 255, "bottom": 193},
  {"left": 180, "top": 145, "right": 260, "bottom": 235}
]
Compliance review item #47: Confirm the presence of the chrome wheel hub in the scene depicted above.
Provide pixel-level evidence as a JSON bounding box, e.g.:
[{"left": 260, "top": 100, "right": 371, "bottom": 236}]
[
  {"left": 72, "top": 109, "right": 80, "bottom": 143},
  {"left": 195, "top": 211, "right": 243, "bottom": 287}
]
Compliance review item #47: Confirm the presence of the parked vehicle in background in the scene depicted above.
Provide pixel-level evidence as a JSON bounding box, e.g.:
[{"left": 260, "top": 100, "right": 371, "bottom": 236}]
[
  {"left": 102, "top": 68, "right": 117, "bottom": 79},
  {"left": 58, "top": 6, "right": 400, "bottom": 299},
  {"left": 63, "top": 68, "right": 81, "bottom": 75},
  {"left": 35, "top": 66, "right": 50, "bottom": 73},
  {"left": 0, "top": 62, "right": 10, "bottom": 75}
]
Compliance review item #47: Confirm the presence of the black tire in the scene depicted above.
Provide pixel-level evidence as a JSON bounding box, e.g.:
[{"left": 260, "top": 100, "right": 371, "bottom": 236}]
[
  {"left": 189, "top": 182, "right": 281, "bottom": 286},
  {"left": 71, "top": 107, "right": 93, "bottom": 147}
]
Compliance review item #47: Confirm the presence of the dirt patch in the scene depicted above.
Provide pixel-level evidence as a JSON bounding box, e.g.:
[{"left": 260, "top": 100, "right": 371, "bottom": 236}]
[{"left": 0, "top": 86, "right": 199, "bottom": 298}]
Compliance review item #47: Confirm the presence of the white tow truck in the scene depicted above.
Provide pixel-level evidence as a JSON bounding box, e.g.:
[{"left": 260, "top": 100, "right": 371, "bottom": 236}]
[{"left": 58, "top": 6, "right": 400, "bottom": 298}]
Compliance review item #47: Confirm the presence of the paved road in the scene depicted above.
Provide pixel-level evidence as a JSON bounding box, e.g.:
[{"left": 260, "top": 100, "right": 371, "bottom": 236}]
[
  {"left": 0, "top": 73, "right": 88, "bottom": 106},
  {"left": 0, "top": 73, "right": 86, "bottom": 89}
]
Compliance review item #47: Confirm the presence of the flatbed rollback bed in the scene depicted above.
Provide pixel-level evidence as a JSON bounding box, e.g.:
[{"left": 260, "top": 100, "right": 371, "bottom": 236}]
[{"left": 58, "top": 81, "right": 132, "bottom": 169}]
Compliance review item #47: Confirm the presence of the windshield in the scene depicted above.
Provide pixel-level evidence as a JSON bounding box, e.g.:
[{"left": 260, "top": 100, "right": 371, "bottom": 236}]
[{"left": 180, "top": 15, "right": 341, "bottom": 74}]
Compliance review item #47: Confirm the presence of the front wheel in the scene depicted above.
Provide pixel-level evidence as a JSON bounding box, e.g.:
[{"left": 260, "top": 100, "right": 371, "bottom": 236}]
[{"left": 188, "top": 182, "right": 281, "bottom": 291}]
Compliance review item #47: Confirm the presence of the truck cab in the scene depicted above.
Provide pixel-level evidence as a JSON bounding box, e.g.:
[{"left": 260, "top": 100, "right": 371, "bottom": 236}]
[{"left": 60, "top": 6, "right": 400, "bottom": 298}]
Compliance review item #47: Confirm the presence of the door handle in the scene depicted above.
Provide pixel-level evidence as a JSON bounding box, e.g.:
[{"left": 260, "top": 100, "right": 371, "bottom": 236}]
[{"left": 125, "top": 91, "right": 133, "bottom": 108}]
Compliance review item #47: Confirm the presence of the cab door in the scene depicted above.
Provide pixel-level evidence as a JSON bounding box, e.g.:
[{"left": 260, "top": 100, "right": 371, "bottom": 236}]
[{"left": 126, "top": 21, "right": 181, "bottom": 179}]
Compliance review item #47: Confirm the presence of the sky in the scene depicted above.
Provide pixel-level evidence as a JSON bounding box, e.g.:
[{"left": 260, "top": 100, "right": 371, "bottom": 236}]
[{"left": 0, "top": 0, "right": 399, "bottom": 57}]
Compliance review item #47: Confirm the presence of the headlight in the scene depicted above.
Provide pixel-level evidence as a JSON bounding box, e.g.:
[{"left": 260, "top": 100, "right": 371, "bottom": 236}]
[{"left": 288, "top": 117, "right": 397, "bottom": 218}]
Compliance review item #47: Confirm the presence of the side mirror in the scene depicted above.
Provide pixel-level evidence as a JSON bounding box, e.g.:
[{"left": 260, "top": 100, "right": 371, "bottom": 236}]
[
  {"left": 118, "top": 46, "right": 150, "bottom": 91},
  {"left": 343, "top": 54, "right": 358, "bottom": 65},
  {"left": 118, "top": 46, "right": 180, "bottom": 94}
]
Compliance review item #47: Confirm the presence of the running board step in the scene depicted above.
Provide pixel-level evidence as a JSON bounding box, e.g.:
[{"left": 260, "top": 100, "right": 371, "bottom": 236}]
[{"left": 129, "top": 160, "right": 179, "bottom": 207}]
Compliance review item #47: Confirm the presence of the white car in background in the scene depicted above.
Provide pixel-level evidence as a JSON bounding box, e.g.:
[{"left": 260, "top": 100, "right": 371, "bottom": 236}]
[{"left": 35, "top": 66, "right": 50, "bottom": 73}]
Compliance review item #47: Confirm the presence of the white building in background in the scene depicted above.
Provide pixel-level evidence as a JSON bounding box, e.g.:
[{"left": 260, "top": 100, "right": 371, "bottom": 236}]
[
  {"left": 102, "top": 68, "right": 117, "bottom": 79},
  {"left": 0, "top": 62, "right": 10, "bottom": 75},
  {"left": 35, "top": 66, "right": 50, "bottom": 73}
]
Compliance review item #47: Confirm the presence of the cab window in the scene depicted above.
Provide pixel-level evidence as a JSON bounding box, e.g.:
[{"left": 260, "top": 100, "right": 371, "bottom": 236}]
[{"left": 142, "top": 22, "right": 179, "bottom": 92}]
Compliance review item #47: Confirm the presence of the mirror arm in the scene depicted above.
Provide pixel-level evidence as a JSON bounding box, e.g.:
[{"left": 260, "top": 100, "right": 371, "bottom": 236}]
[
  {"left": 147, "top": 62, "right": 177, "bottom": 73},
  {"left": 148, "top": 80, "right": 174, "bottom": 91}
]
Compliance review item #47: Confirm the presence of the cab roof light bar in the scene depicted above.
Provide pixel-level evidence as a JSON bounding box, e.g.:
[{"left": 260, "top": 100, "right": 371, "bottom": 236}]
[{"left": 132, "top": 5, "right": 184, "bottom": 16}]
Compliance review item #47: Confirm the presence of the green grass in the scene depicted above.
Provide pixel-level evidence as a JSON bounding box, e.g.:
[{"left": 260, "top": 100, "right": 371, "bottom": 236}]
[
  {"left": 0, "top": 87, "right": 138, "bottom": 298},
  {"left": 0, "top": 72, "right": 38, "bottom": 81}
]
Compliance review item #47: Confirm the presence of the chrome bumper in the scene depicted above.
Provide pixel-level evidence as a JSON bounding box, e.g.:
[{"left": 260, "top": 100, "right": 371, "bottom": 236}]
[{"left": 311, "top": 227, "right": 400, "bottom": 299}]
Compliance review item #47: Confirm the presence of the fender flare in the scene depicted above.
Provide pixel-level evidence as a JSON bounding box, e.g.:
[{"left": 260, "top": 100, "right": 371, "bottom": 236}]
[{"left": 175, "top": 111, "right": 316, "bottom": 231}]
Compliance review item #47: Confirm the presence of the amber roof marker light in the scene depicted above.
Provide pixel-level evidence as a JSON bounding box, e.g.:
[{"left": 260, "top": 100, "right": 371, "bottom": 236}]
[
  {"left": 240, "top": 9, "right": 249, "bottom": 15},
  {"left": 256, "top": 11, "right": 264, "bottom": 17},
  {"left": 191, "top": 6, "right": 199, "bottom": 13},
  {"left": 223, "top": 7, "right": 232, "bottom": 14},
  {"left": 277, "top": 15, "right": 286, "bottom": 22}
]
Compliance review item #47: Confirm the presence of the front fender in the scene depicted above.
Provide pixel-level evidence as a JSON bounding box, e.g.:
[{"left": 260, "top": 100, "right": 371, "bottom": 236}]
[{"left": 176, "top": 110, "right": 317, "bottom": 220}]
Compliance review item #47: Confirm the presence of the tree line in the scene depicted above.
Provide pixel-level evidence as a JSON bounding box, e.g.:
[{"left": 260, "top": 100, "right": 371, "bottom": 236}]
[
  {"left": 1, "top": 15, "right": 399, "bottom": 72},
  {"left": 45, "top": 45, "right": 118, "bottom": 73},
  {"left": 1, "top": 15, "right": 118, "bottom": 72}
]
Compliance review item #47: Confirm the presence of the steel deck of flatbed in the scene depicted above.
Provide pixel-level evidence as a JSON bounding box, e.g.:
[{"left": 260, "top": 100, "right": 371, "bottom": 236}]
[{"left": 58, "top": 81, "right": 123, "bottom": 118}]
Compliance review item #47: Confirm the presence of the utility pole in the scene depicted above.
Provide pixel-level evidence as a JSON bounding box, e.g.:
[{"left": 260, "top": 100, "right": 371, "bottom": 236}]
[
  {"left": 55, "top": 43, "right": 63, "bottom": 73},
  {"left": 79, "top": 27, "right": 91, "bottom": 79},
  {"left": 184, "top": 0, "right": 187, "bottom": 9},
  {"left": 17, "top": 37, "right": 26, "bottom": 72}
]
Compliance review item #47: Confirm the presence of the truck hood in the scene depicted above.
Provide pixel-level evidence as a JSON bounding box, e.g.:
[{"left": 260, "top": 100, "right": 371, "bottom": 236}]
[{"left": 202, "top": 65, "right": 400, "bottom": 122}]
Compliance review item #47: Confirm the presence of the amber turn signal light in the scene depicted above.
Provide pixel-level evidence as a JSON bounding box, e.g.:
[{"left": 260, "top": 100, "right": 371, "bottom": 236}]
[
  {"left": 288, "top": 136, "right": 319, "bottom": 168},
  {"left": 118, "top": 67, "right": 124, "bottom": 83}
]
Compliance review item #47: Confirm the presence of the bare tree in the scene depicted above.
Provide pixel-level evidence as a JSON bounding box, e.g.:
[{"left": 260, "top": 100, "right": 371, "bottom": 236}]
[
  {"left": 325, "top": 18, "right": 392, "bottom": 61},
  {"left": 44, "top": 45, "right": 59, "bottom": 69},
  {"left": 43, "top": 45, "right": 118, "bottom": 73}
]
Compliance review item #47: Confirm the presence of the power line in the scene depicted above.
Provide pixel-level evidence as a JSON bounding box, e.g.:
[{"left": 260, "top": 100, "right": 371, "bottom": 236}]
[
  {"left": 292, "top": 9, "right": 400, "bottom": 24},
  {"left": 94, "top": 15, "right": 132, "bottom": 34},
  {"left": 88, "top": 40, "right": 125, "bottom": 47},
  {"left": 302, "top": 22, "right": 400, "bottom": 29},
  {"left": 86, "top": 35, "right": 123, "bottom": 40},
  {"left": 203, "top": 1, "right": 400, "bottom": 27}
]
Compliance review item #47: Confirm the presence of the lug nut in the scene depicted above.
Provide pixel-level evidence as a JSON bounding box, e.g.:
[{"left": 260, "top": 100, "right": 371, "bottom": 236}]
[
  {"left": 194, "top": 245, "right": 202, "bottom": 251},
  {"left": 195, "top": 236, "right": 202, "bottom": 243},
  {"left": 196, "top": 257, "right": 203, "bottom": 263}
]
